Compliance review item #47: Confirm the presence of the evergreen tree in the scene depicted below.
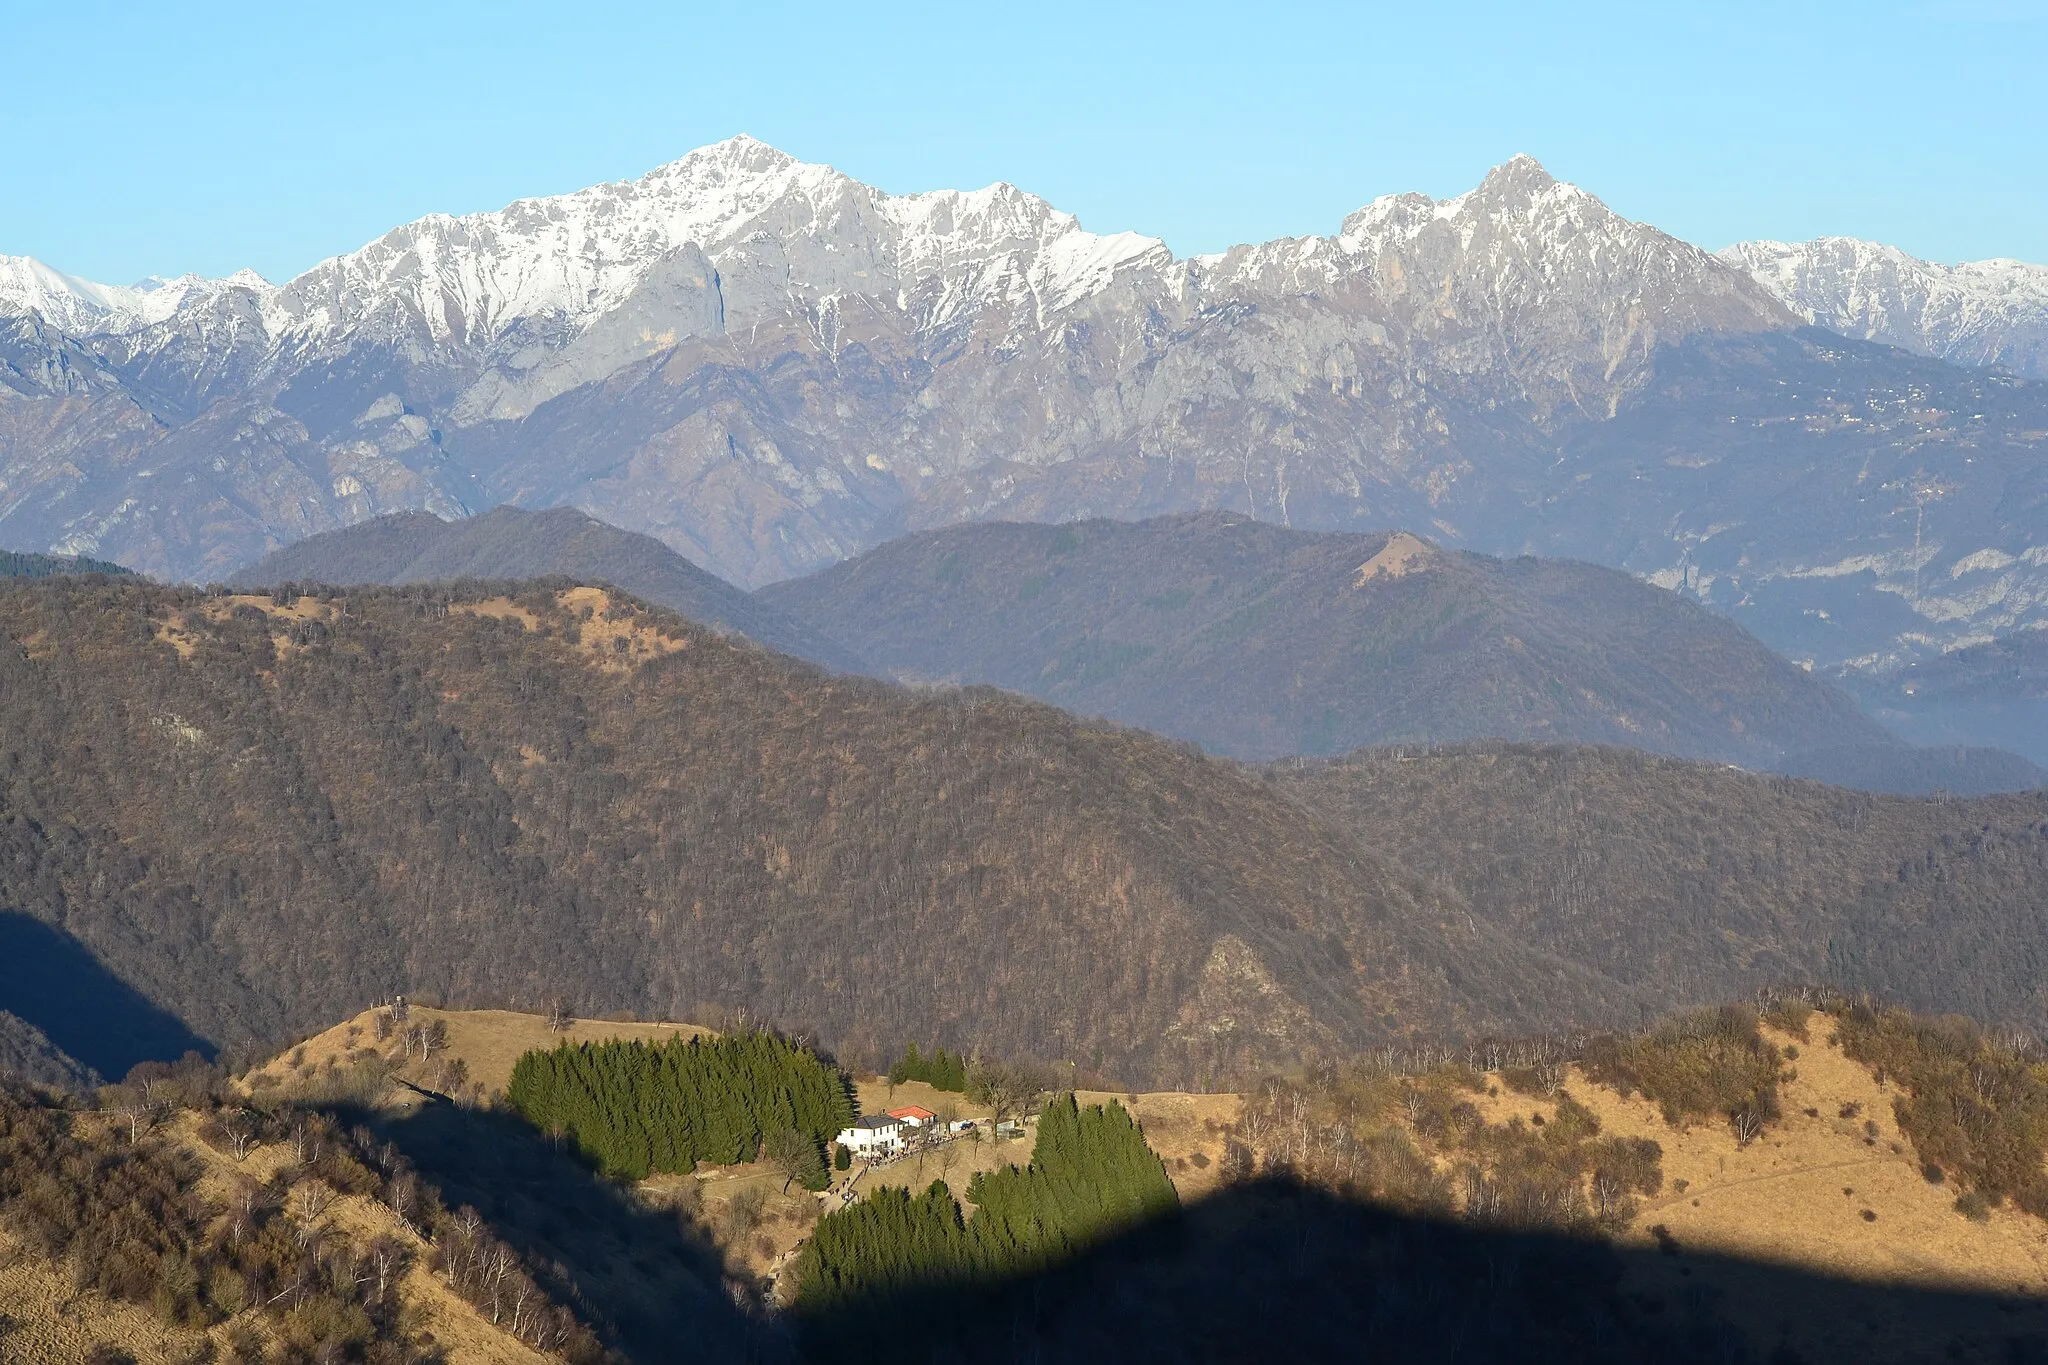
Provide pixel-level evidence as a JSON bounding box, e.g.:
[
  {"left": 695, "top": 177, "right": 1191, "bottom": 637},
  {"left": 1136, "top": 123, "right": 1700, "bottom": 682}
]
[
  {"left": 886, "top": 1043, "right": 969, "bottom": 1093},
  {"left": 793, "top": 1094, "right": 1175, "bottom": 1335},
  {"left": 506, "top": 1032, "right": 853, "bottom": 1181}
]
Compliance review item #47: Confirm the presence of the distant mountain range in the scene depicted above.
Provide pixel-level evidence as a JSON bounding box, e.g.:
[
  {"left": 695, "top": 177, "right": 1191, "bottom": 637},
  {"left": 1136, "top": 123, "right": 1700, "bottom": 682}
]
[
  {"left": 231, "top": 504, "right": 864, "bottom": 672},
  {"left": 3, "top": 138, "right": 2045, "bottom": 679},
  {"left": 232, "top": 505, "right": 2041, "bottom": 792},
  {"left": 759, "top": 512, "right": 1892, "bottom": 768},
  {"left": 1722, "top": 238, "right": 2048, "bottom": 380}
]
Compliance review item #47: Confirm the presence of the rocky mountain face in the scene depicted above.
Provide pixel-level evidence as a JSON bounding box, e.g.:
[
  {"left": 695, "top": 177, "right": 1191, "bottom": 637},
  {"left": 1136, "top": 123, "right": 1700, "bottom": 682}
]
[
  {"left": 4, "top": 139, "right": 2045, "bottom": 675},
  {"left": 760, "top": 513, "right": 1892, "bottom": 767},
  {"left": 1724, "top": 237, "right": 2048, "bottom": 380}
]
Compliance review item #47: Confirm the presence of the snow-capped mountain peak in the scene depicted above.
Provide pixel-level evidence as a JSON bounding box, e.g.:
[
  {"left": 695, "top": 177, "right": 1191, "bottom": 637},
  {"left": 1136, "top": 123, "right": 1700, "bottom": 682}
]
[
  {"left": 4, "top": 140, "right": 2045, "bottom": 688},
  {"left": 6, "top": 142, "right": 1793, "bottom": 379},
  {"left": 120, "top": 269, "right": 277, "bottom": 325},
  {"left": 0, "top": 256, "right": 276, "bottom": 338},
  {"left": 1476, "top": 151, "right": 1560, "bottom": 193},
  {"left": 1175, "top": 153, "right": 1793, "bottom": 358},
  {"left": 1723, "top": 236, "right": 2048, "bottom": 378},
  {"left": 0, "top": 254, "right": 140, "bottom": 333},
  {"left": 251, "top": 135, "right": 1171, "bottom": 353}
]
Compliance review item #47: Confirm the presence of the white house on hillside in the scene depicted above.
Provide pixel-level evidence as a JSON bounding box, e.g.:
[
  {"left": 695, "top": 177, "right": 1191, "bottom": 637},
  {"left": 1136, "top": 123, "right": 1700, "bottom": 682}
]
[{"left": 836, "top": 1114, "right": 904, "bottom": 1154}]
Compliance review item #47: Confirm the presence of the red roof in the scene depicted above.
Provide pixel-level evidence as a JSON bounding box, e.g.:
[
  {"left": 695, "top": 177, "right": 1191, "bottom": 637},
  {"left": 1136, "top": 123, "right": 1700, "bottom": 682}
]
[{"left": 888, "top": 1105, "right": 938, "bottom": 1121}]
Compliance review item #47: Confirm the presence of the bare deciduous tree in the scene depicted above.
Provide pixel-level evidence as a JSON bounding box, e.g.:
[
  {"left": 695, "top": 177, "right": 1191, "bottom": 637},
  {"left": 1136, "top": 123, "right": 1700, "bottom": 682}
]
[
  {"left": 761, "top": 1126, "right": 822, "bottom": 1193},
  {"left": 288, "top": 1179, "right": 331, "bottom": 1222},
  {"left": 222, "top": 1109, "right": 259, "bottom": 1161},
  {"left": 365, "top": 1235, "right": 406, "bottom": 1307},
  {"left": 968, "top": 1058, "right": 1049, "bottom": 1128},
  {"left": 103, "top": 1080, "right": 162, "bottom": 1144}
]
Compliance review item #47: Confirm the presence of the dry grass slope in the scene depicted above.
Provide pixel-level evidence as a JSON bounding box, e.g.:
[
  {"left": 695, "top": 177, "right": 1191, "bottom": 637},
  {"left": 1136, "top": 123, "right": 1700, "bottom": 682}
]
[
  {"left": 245, "top": 1005, "right": 714, "bottom": 1099},
  {"left": 0, "top": 1106, "right": 556, "bottom": 1365},
  {"left": 23, "top": 1001, "right": 2048, "bottom": 1363}
]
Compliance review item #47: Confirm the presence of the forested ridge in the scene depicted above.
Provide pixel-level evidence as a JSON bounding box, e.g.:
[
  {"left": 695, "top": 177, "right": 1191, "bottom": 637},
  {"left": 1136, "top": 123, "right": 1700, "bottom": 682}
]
[
  {"left": 231, "top": 505, "right": 864, "bottom": 672},
  {"left": 1846, "top": 629, "right": 2048, "bottom": 767},
  {"left": 758, "top": 513, "right": 1892, "bottom": 766},
  {"left": 7, "top": 578, "right": 2048, "bottom": 1089},
  {"left": 1271, "top": 742, "right": 2048, "bottom": 1038},
  {"left": 0, "top": 1009, "right": 96, "bottom": 1090},
  {"left": 0, "top": 576, "right": 1593, "bottom": 1086},
  {"left": 1774, "top": 740, "right": 2046, "bottom": 798},
  {"left": 0, "top": 549, "right": 133, "bottom": 579}
]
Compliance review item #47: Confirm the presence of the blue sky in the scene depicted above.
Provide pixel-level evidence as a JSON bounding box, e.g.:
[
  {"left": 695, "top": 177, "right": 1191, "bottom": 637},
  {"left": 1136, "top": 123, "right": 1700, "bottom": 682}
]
[{"left": 8, "top": 0, "right": 2044, "bottom": 285}]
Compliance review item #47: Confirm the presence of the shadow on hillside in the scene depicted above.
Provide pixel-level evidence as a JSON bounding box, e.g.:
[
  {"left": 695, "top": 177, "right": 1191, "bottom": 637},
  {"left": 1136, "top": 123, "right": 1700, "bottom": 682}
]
[
  {"left": 327, "top": 1091, "right": 2048, "bottom": 1365},
  {"left": 798, "top": 1175, "right": 2048, "bottom": 1365},
  {"left": 0, "top": 911, "right": 213, "bottom": 1078},
  {"left": 344, "top": 1094, "right": 786, "bottom": 1364}
]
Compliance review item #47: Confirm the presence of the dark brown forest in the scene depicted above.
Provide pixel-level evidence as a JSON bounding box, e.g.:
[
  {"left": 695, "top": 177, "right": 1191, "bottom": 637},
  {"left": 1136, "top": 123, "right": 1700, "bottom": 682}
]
[
  {"left": 1271, "top": 743, "right": 2048, "bottom": 1033},
  {"left": 0, "top": 577, "right": 1604, "bottom": 1087},
  {"left": 5, "top": 578, "right": 2048, "bottom": 1089}
]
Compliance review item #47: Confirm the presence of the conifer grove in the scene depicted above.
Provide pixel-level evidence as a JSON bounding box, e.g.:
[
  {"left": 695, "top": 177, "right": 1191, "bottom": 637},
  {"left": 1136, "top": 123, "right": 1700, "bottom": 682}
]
[
  {"left": 505, "top": 1033, "right": 852, "bottom": 1183},
  {"left": 793, "top": 1095, "right": 1176, "bottom": 1326},
  {"left": 888, "top": 1043, "right": 969, "bottom": 1091}
]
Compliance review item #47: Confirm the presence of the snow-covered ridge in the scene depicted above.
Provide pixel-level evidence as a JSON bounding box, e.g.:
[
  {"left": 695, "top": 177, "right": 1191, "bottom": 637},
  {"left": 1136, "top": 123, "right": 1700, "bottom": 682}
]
[
  {"left": 13, "top": 142, "right": 1764, "bottom": 362},
  {"left": 0, "top": 255, "right": 276, "bottom": 335},
  {"left": 155, "top": 136, "right": 1169, "bottom": 350},
  {"left": 1179, "top": 154, "right": 1792, "bottom": 344},
  {"left": 0, "top": 255, "right": 143, "bottom": 333},
  {"left": 5, "top": 137, "right": 1171, "bottom": 352},
  {"left": 1722, "top": 237, "right": 2048, "bottom": 379},
  {"left": 22, "top": 138, "right": 2043, "bottom": 381}
]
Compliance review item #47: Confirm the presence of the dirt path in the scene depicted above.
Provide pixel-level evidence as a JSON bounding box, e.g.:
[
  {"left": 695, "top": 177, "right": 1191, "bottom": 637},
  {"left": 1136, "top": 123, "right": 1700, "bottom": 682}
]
[{"left": 1638, "top": 1153, "right": 1898, "bottom": 1217}]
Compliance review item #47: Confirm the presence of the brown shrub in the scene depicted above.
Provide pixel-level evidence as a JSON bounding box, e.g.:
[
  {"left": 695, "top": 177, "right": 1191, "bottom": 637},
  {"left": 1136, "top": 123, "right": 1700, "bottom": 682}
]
[
  {"left": 1583, "top": 1006, "right": 1784, "bottom": 1140},
  {"left": 1837, "top": 1003, "right": 2048, "bottom": 1208}
]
